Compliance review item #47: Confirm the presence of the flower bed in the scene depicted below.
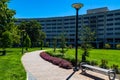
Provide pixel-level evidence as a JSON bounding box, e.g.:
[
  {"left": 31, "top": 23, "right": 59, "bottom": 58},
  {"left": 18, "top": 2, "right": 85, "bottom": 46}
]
[{"left": 40, "top": 52, "right": 73, "bottom": 69}]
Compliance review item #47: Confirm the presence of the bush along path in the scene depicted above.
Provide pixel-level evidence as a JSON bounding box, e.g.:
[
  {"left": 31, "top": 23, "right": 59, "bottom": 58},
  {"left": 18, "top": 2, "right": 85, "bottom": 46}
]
[
  {"left": 22, "top": 50, "right": 117, "bottom": 80},
  {"left": 40, "top": 52, "right": 73, "bottom": 69}
]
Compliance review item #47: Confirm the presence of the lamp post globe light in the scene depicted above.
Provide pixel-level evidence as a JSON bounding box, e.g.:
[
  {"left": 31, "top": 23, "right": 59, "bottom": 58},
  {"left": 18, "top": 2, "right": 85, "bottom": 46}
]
[{"left": 72, "top": 3, "right": 83, "bottom": 71}]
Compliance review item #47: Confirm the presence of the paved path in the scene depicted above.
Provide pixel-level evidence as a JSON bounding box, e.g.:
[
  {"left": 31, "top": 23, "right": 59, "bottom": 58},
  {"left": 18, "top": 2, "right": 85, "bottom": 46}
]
[{"left": 21, "top": 50, "right": 118, "bottom": 80}]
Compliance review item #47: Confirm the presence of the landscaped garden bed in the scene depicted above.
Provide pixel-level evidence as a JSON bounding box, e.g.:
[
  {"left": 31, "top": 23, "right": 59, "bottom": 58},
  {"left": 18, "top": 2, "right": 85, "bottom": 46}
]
[{"left": 40, "top": 52, "right": 73, "bottom": 69}]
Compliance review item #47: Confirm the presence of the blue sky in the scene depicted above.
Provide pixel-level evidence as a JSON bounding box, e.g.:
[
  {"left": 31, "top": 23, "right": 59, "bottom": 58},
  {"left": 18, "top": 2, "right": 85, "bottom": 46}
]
[{"left": 8, "top": 0, "right": 120, "bottom": 18}]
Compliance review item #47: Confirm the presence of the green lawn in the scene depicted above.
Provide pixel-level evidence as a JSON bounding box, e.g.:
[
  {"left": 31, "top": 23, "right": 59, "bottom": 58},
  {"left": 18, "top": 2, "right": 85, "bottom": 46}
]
[
  {"left": 47, "top": 48, "right": 120, "bottom": 68},
  {"left": 0, "top": 48, "right": 119, "bottom": 80},
  {"left": 0, "top": 48, "right": 42, "bottom": 80}
]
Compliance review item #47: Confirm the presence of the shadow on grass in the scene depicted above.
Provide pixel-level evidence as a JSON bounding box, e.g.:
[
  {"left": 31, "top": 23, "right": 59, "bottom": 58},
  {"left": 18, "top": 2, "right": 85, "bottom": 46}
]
[
  {"left": 80, "top": 72, "right": 104, "bottom": 80},
  {"left": 66, "top": 71, "right": 76, "bottom": 80}
]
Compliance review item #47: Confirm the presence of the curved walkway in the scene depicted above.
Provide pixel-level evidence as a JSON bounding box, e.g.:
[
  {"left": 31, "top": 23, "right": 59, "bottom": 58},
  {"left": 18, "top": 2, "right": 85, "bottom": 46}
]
[{"left": 22, "top": 50, "right": 118, "bottom": 80}]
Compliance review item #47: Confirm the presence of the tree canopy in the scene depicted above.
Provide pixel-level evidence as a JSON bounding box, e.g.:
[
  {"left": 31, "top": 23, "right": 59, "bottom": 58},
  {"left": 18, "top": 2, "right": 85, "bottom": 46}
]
[
  {"left": 19, "top": 20, "right": 46, "bottom": 47},
  {"left": 0, "top": 0, "right": 20, "bottom": 49}
]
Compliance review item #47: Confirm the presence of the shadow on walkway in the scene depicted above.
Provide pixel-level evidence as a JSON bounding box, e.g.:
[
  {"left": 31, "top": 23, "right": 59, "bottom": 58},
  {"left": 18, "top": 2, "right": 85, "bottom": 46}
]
[
  {"left": 66, "top": 71, "right": 76, "bottom": 80},
  {"left": 80, "top": 72, "right": 105, "bottom": 80}
]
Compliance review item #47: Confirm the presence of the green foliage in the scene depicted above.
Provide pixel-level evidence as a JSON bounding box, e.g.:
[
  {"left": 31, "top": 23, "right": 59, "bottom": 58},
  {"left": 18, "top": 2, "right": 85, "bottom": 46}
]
[
  {"left": 79, "top": 26, "right": 95, "bottom": 62},
  {"left": 23, "top": 34, "right": 31, "bottom": 51},
  {"left": 111, "top": 64, "right": 120, "bottom": 74},
  {"left": 89, "top": 60, "right": 98, "bottom": 66},
  {"left": 68, "top": 45, "right": 73, "bottom": 49},
  {"left": 60, "top": 33, "right": 66, "bottom": 54},
  {"left": 39, "top": 40, "right": 44, "bottom": 50},
  {"left": 45, "top": 42, "right": 49, "bottom": 47},
  {"left": 104, "top": 44, "right": 111, "bottom": 49},
  {"left": 0, "top": 48, "right": 26, "bottom": 80},
  {"left": 53, "top": 37, "right": 57, "bottom": 52},
  {"left": 19, "top": 20, "right": 46, "bottom": 47},
  {"left": 1, "top": 31, "right": 13, "bottom": 48},
  {"left": 0, "top": 0, "right": 19, "bottom": 49},
  {"left": 47, "top": 49, "right": 120, "bottom": 68},
  {"left": 116, "top": 44, "right": 120, "bottom": 49},
  {"left": 99, "top": 59, "right": 109, "bottom": 69}
]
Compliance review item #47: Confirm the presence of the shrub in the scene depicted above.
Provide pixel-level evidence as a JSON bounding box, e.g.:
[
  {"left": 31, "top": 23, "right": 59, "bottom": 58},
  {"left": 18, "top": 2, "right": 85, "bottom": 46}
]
[
  {"left": 111, "top": 64, "right": 120, "bottom": 74},
  {"left": 59, "top": 60, "right": 73, "bottom": 69},
  {"left": 90, "top": 60, "right": 98, "bottom": 66},
  {"left": 104, "top": 44, "right": 111, "bottom": 49},
  {"left": 40, "top": 52, "right": 73, "bottom": 69},
  {"left": 99, "top": 59, "right": 109, "bottom": 69},
  {"left": 116, "top": 44, "right": 120, "bottom": 49},
  {"left": 69, "top": 45, "right": 73, "bottom": 49}
]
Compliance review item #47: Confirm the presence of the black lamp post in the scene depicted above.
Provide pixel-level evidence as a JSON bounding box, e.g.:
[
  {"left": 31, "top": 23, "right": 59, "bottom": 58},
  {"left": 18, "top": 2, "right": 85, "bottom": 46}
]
[{"left": 72, "top": 3, "right": 83, "bottom": 71}]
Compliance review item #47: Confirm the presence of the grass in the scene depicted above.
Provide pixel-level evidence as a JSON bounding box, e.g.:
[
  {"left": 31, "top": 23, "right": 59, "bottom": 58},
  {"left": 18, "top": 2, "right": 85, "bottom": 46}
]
[
  {"left": 88, "top": 49, "right": 120, "bottom": 67},
  {"left": 0, "top": 47, "right": 119, "bottom": 80},
  {"left": 47, "top": 48, "right": 120, "bottom": 68},
  {"left": 0, "top": 47, "right": 42, "bottom": 80}
]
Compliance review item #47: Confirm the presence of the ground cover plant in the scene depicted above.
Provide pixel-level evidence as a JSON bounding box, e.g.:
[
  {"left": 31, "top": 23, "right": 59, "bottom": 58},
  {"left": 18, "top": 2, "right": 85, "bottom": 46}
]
[{"left": 40, "top": 52, "right": 72, "bottom": 69}]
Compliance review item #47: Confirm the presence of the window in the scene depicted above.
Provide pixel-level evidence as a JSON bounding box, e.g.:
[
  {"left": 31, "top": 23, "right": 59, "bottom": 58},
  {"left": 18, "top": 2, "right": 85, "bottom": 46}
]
[
  {"left": 84, "top": 17, "right": 89, "bottom": 19},
  {"left": 64, "top": 23, "right": 69, "bottom": 25},
  {"left": 98, "top": 33, "right": 103, "bottom": 35},
  {"left": 98, "top": 19, "right": 104, "bottom": 22},
  {"left": 107, "top": 33, "right": 113, "bottom": 35},
  {"left": 52, "top": 19, "right": 56, "bottom": 21},
  {"left": 97, "top": 24, "right": 104, "bottom": 26},
  {"left": 57, "top": 19, "right": 62, "bottom": 21},
  {"left": 70, "top": 18, "right": 75, "bottom": 20},
  {"left": 115, "top": 22, "right": 120, "bottom": 25},
  {"left": 115, "top": 12, "right": 120, "bottom": 16},
  {"left": 107, "top": 23, "right": 113, "bottom": 26},
  {"left": 107, "top": 18, "right": 113, "bottom": 21},
  {"left": 107, "top": 28, "right": 113, "bottom": 30},
  {"left": 90, "top": 16, "right": 96, "bottom": 19},
  {"left": 98, "top": 15, "right": 104, "bottom": 18},
  {"left": 70, "top": 22, "right": 75, "bottom": 24},
  {"left": 57, "top": 23, "right": 62, "bottom": 25},
  {"left": 115, "top": 27, "right": 120, "bottom": 30},
  {"left": 115, "top": 32, "right": 120, "bottom": 35},
  {"left": 98, "top": 29, "right": 104, "bottom": 31},
  {"left": 84, "top": 21, "right": 89, "bottom": 23},
  {"left": 115, "top": 18, "right": 120, "bottom": 20},
  {"left": 64, "top": 19, "right": 69, "bottom": 21},
  {"left": 107, "top": 14, "right": 113, "bottom": 17}
]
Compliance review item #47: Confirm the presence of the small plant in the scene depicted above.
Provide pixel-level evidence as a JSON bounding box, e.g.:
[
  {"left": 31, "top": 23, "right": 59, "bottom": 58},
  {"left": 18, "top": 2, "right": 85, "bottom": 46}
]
[
  {"left": 111, "top": 64, "right": 120, "bottom": 74},
  {"left": 116, "top": 44, "right": 120, "bottom": 49},
  {"left": 104, "top": 44, "right": 111, "bottom": 49},
  {"left": 69, "top": 45, "right": 73, "bottom": 49},
  {"left": 99, "top": 59, "right": 109, "bottom": 69},
  {"left": 90, "top": 60, "right": 98, "bottom": 66}
]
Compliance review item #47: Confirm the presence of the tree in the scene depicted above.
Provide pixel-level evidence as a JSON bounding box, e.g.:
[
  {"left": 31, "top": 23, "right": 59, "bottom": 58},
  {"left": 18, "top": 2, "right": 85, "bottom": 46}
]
[
  {"left": 1, "top": 31, "right": 13, "bottom": 48},
  {"left": 19, "top": 20, "right": 46, "bottom": 47},
  {"left": 39, "top": 31, "right": 46, "bottom": 50},
  {"left": 79, "top": 26, "right": 95, "bottom": 62},
  {"left": 60, "top": 33, "right": 66, "bottom": 54},
  {"left": 53, "top": 37, "right": 57, "bottom": 52},
  {"left": 23, "top": 34, "right": 31, "bottom": 51},
  {"left": 0, "top": 0, "right": 20, "bottom": 52}
]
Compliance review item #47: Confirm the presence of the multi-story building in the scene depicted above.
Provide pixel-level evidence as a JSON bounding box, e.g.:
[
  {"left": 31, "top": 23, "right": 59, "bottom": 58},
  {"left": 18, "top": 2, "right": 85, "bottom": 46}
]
[{"left": 17, "top": 7, "right": 120, "bottom": 48}]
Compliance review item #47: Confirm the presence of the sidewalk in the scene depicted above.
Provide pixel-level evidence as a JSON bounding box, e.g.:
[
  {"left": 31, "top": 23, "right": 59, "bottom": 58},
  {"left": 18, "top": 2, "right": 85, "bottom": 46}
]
[{"left": 21, "top": 50, "right": 118, "bottom": 80}]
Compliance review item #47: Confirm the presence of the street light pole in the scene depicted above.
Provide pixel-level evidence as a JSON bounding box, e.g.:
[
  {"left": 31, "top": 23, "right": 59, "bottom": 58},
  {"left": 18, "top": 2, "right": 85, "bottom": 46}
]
[{"left": 72, "top": 3, "right": 83, "bottom": 71}]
